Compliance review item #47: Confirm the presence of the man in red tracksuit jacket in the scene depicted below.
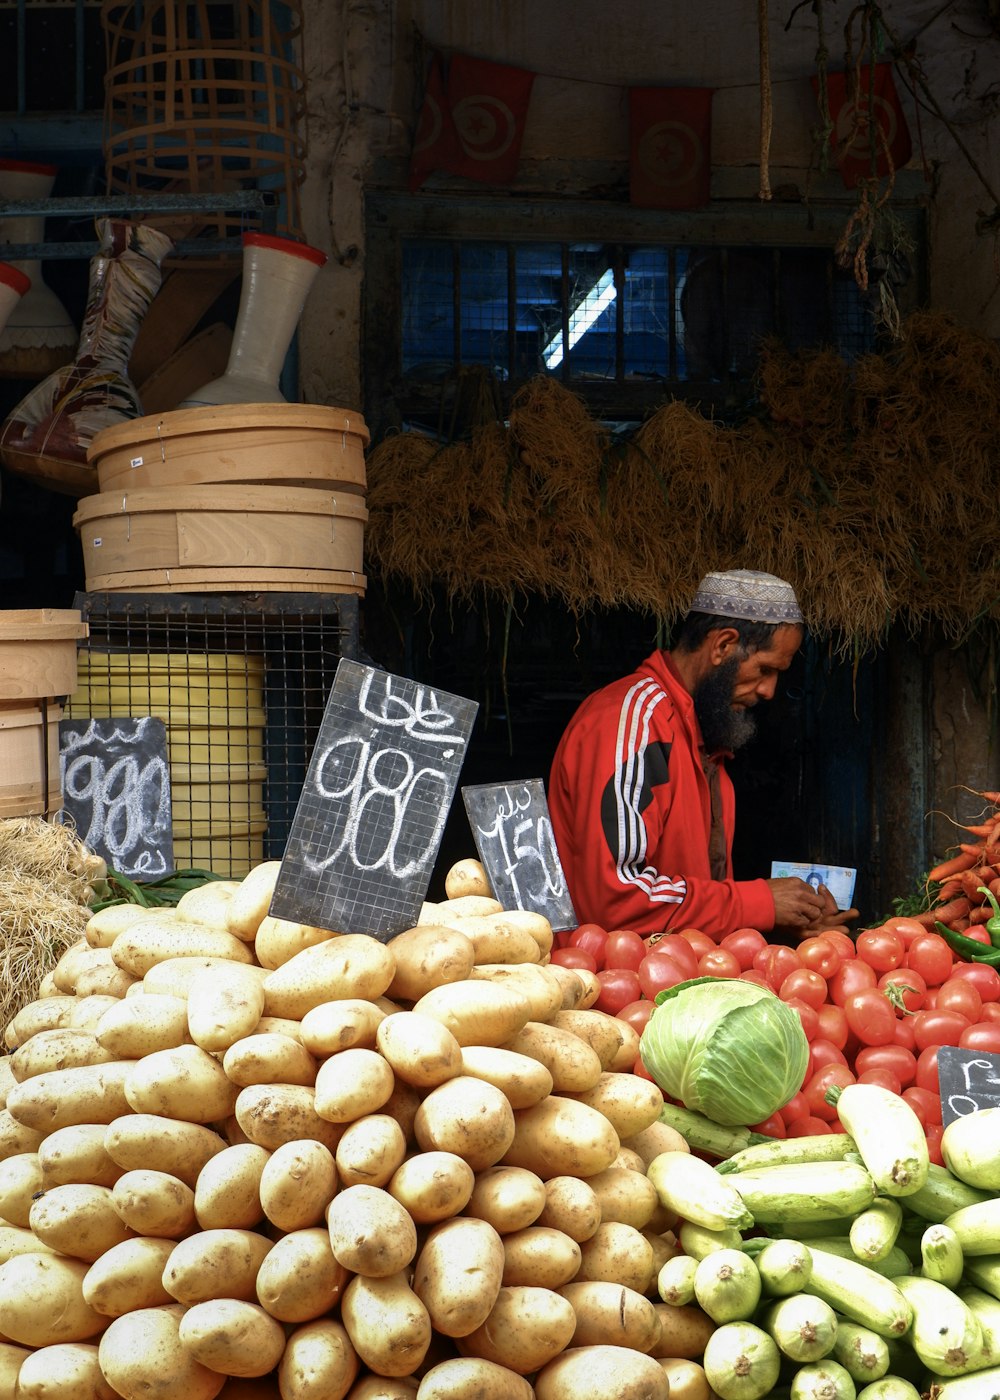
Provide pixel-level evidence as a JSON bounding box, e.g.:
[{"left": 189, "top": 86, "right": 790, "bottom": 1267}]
[{"left": 549, "top": 570, "right": 843, "bottom": 941}]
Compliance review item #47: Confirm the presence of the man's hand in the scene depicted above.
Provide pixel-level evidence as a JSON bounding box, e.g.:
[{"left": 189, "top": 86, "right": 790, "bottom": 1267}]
[{"left": 767, "top": 876, "right": 828, "bottom": 934}]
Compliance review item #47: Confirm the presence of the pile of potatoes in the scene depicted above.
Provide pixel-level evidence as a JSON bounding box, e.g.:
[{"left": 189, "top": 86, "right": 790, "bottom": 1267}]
[{"left": 0, "top": 857, "right": 714, "bottom": 1400}]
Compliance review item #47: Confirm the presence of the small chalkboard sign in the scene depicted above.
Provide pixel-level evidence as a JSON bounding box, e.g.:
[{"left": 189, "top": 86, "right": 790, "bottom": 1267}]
[
  {"left": 462, "top": 778, "right": 578, "bottom": 932},
  {"left": 58, "top": 716, "right": 173, "bottom": 878},
  {"left": 938, "top": 1045, "right": 1000, "bottom": 1126},
  {"left": 270, "top": 659, "right": 479, "bottom": 940}
]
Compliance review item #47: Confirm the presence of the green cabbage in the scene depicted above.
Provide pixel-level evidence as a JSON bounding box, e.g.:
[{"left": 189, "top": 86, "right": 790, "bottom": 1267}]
[{"left": 639, "top": 976, "right": 809, "bottom": 1127}]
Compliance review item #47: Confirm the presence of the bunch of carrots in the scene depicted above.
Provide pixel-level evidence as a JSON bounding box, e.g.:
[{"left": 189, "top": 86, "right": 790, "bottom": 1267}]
[{"left": 920, "top": 789, "right": 1000, "bottom": 957}]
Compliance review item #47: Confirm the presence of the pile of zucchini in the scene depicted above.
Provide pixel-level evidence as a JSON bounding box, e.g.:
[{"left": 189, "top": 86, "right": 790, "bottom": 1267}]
[{"left": 648, "top": 1083, "right": 1000, "bottom": 1399}]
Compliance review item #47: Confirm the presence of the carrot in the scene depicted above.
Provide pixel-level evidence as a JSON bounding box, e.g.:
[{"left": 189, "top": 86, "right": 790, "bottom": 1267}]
[
  {"left": 966, "top": 906, "right": 992, "bottom": 926},
  {"left": 984, "top": 845, "right": 1000, "bottom": 866},
  {"left": 935, "top": 879, "right": 965, "bottom": 903},
  {"left": 927, "top": 850, "right": 980, "bottom": 883},
  {"left": 913, "top": 895, "right": 971, "bottom": 929},
  {"left": 961, "top": 868, "right": 998, "bottom": 900},
  {"left": 962, "top": 824, "right": 996, "bottom": 839}
]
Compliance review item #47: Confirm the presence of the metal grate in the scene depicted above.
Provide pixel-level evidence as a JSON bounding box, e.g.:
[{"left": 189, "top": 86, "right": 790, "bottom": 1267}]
[{"left": 67, "top": 591, "right": 360, "bottom": 876}]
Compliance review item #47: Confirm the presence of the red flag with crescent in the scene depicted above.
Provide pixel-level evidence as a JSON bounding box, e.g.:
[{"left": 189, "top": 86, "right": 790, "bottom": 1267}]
[
  {"left": 813, "top": 62, "right": 912, "bottom": 189},
  {"left": 409, "top": 51, "right": 535, "bottom": 190},
  {"left": 628, "top": 88, "right": 714, "bottom": 209}
]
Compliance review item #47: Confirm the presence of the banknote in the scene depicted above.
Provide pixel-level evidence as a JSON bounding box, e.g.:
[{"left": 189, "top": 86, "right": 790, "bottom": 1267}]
[{"left": 769, "top": 860, "right": 857, "bottom": 912}]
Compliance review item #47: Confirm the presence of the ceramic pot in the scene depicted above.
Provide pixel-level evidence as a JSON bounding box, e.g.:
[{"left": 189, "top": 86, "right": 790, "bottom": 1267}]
[
  {"left": 0, "top": 262, "right": 31, "bottom": 341},
  {"left": 181, "top": 232, "right": 326, "bottom": 407},
  {"left": 0, "top": 159, "right": 77, "bottom": 378},
  {"left": 0, "top": 219, "right": 173, "bottom": 496}
]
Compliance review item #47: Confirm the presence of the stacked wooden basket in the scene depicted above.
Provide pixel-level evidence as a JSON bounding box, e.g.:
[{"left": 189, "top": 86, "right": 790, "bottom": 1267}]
[{"left": 74, "top": 404, "right": 370, "bottom": 595}]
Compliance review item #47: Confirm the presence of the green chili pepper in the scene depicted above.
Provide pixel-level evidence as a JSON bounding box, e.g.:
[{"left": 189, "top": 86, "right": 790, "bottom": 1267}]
[
  {"left": 935, "top": 920, "right": 1000, "bottom": 966},
  {"left": 977, "top": 885, "right": 1000, "bottom": 947}
]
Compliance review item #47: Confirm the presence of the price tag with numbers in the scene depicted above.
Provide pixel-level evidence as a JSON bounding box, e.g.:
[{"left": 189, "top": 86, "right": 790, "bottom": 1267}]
[
  {"left": 58, "top": 716, "right": 173, "bottom": 878},
  {"left": 938, "top": 1045, "right": 1000, "bottom": 1126},
  {"left": 462, "top": 778, "right": 577, "bottom": 932}
]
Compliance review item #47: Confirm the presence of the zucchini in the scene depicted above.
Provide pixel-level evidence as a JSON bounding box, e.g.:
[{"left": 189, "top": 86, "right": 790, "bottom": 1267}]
[
  {"left": 729, "top": 1161, "right": 876, "bottom": 1224},
  {"left": 926, "top": 1364, "right": 1000, "bottom": 1398},
  {"left": 678, "top": 1219, "right": 743, "bottom": 1260},
  {"left": 941, "top": 1107, "right": 1000, "bottom": 1191},
  {"left": 717, "top": 1133, "right": 856, "bottom": 1174},
  {"left": 657, "top": 1252, "right": 698, "bottom": 1305},
  {"left": 855, "top": 1381, "right": 923, "bottom": 1399},
  {"left": 895, "top": 1273, "right": 984, "bottom": 1377},
  {"left": 754, "top": 1237, "right": 813, "bottom": 1297},
  {"left": 832, "top": 1321, "right": 890, "bottom": 1384},
  {"left": 802, "top": 1234, "right": 912, "bottom": 1279},
  {"left": 945, "top": 1198, "right": 1000, "bottom": 1257},
  {"left": 647, "top": 1150, "right": 753, "bottom": 1232},
  {"left": 850, "top": 1197, "right": 903, "bottom": 1263},
  {"left": 959, "top": 1286, "right": 1000, "bottom": 1368},
  {"left": 656, "top": 1103, "right": 754, "bottom": 1159},
  {"left": 759, "top": 1293, "right": 838, "bottom": 1362},
  {"left": 961, "top": 1255, "right": 1000, "bottom": 1304},
  {"left": 693, "top": 1247, "right": 761, "bottom": 1324},
  {"left": 789, "top": 1359, "right": 856, "bottom": 1399},
  {"left": 832, "top": 1083, "right": 929, "bottom": 1197},
  {"left": 901, "top": 1162, "right": 991, "bottom": 1222},
  {"left": 920, "top": 1222, "right": 964, "bottom": 1287},
  {"left": 802, "top": 1247, "right": 912, "bottom": 1338}
]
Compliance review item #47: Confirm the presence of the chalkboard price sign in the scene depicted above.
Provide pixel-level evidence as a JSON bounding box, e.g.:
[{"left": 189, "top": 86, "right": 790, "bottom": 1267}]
[
  {"left": 462, "top": 779, "right": 577, "bottom": 932},
  {"left": 938, "top": 1045, "right": 1000, "bottom": 1126},
  {"left": 270, "top": 659, "right": 479, "bottom": 941},
  {"left": 58, "top": 716, "right": 173, "bottom": 878}
]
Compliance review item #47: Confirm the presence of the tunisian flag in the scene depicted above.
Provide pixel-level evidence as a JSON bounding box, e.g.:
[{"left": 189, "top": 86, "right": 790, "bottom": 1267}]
[
  {"left": 813, "top": 62, "right": 912, "bottom": 189},
  {"left": 628, "top": 87, "right": 714, "bottom": 209},
  {"left": 409, "top": 51, "right": 535, "bottom": 190}
]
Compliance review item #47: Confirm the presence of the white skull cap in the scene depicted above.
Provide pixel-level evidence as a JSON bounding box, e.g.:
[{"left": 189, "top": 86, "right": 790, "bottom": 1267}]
[{"left": 689, "top": 569, "right": 804, "bottom": 624}]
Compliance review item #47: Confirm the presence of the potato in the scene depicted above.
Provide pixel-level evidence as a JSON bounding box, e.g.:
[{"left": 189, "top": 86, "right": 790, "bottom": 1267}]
[
  {"left": 314, "top": 1048, "right": 395, "bottom": 1123},
  {"left": 0, "top": 1341, "right": 31, "bottom": 1399},
  {"left": 505, "top": 1022, "right": 604, "bottom": 1093},
  {"left": 194, "top": 1143, "right": 270, "bottom": 1230},
  {"left": 175, "top": 880, "right": 240, "bottom": 927},
  {"left": 583, "top": 1166, "right": 659, "bottom": 1229},
  {"left": 262, "top": 936, "right": 395, "bottom": 1020},
  {"left": 341, "top": 1271, "right": 431, "bottom": 1377},
  {"left": 142, "top": 957, "right": 258, "bottom": 1000},
  {"left": 413, "top": 1077, "right": 515, "bottom": 1172},
  {"left": 66, "top": 996, "right": 124, "bottom": 1033},
  {"left": 14, "top": 1341, "right": 116, "bottom": 1399},
  {"left": 413, "top": 1217, "right": 504, "bottom": 1337},
  {"left": 252, "top": 1014, "right": 303, "bottom": 1040},
  {"left": 568, "top": 1072, "right": 662, "bottom": 1140},
  {"left": 259, "top": 1139, "right": 337, "bottom": 1231},
  {"left": 0, "top": 1253, "right": 105, "bottom": 1345},
  {"left": 622, "top": 1119, "right": 690, "bottom": 1165},
  {"left": 0, "top": 1224, "right": 58, "bottom": 1262},
  {"left": 111, "top": 1169, "right": 196, "bottom": 1238},
  {"left": 381, "top": 1081, "right": 422, "bottom": 1146},
  {"left": 104, "top": 1114, "right": 227, "bottom": 1188},
  {"left": 98, "top": 1305, "right": 226, "bottom": 1400},
  {"left": 125, "top": 1044, "right": 238, "bottom": 1123},
  {"left": 464, "top": 1166, "right": 547, "bottom": 1234},
  {"left": 225, "top": 861, "right": 282, "bottom": 941},
  {"left": 187, "top": 962, "right": 266, "bottom": 1053},
  {"left": 336, "top": 1113, "right": 407, "bottom": 1188},
  {"left": 385, "top": 925, "right": 476, "bottom": 1003},
  {"left": 5, "top": 1061, "right": 133, "bottom": 1132},
  {"left": 439, "top": 914, "right": 541, "bottom": 966},
  {"left": 656, "top": 1358, "right": 712, "bottom": 1399},
  {"left": 94, "top": 994, "right": 190, "bottom": 1059},
  {"left": 253, "top": 915, "right": 334, "bottom": 970},
  {"left": 573, "top": 970, "right": 602, "bottom": 1010},
  {"left": 0, "top": 1059, "right": 15, "bottom": 1108},
  {"left": 415, "top": 1358, "right": 533, "bottom": 1400},
  {"left": 559, "top": 1280, "right": 661, "bottom": 1351},
  {"left": 223, "top": 1033, "right": 317, "bottom": 1088},
  {"left": 576, "top": 1221, "right": 655, "bottom": 1293},
  {"left": 387, "top": 1151, "right": 474, "bottom": 1224},
  {"left": 299, "top": 999, "right": 386, "bottom": 1056},
  {"left": 347, "top": 1379, "right": 417, "bottom": 1400},
  {"left": 235, "top": 1084, "right": 343, "bottom": 1153},
  {"left": 85, "top": 902, "right": 154, "bottom": 949},
  {"left": 10, "top": 1028, "right": 116, "bottom": 1082},
  {"left": 376, "top": 1013, "right": 462, "bottom": 1090},
  {"left": 649, "top": 1302, "right": 715, "bottom": 1360},
  {"left": 411, "top": 980, "right": 530, "bottom": 1048},
  {"left": 467, "top": 963, "right": 565, "bottom": 1022},
  {"left": 459, "top": 1045, "right": 553, "bottom": 1109},
  {"left": 179, "top": 1299, "right": 286, "bottom": 1378},
  {"left": 502, "top": 1095, "right": 620, "bottom": 1179},
  {"left": 163, "top": 1229, "right": 273, "bottom": 1305},
  {"left": 278, "top": 1319, "right": 358, "bottom": 1400},
  {"left": 548, "top": 1009, "right": 631, "bottom": 1069},
  {"left": 82, "top": 1236, "right": 176, "bottom": 1316},
  {"left": 443, "top": 858, "right": 491, "bottom": 899},
  {"left": 458, "top": 1285, "right": 576, "bottom": 1373},
  {"left": 610, "top": 1146, "right": 647, "bottom": 1173},
  {"left": 536, "top": 1175, "right": 602, "bottom": 1242},
  {"left": 0, "top": 1109, "right": 43, "bottom": 1161},
  {"left": 0, "top": 1152, "right": 42, "bottom": 1225},
  {"left": 112, "top": 919, "right": 256, "bottom": 978},
  {"left": 74, "top": 957, "right": 140, "bottom": 1001},
  {"left": 501, "top": 1226, "right": 581, "bottom": 1288},
  {"left": 29, "top": 1183, "right": 133, "bottom": 1261},
  {"left": 543, "top": 964, "right": 591, "bottom": 1011},
  {"left": 534, "top": 1344, "right": 671, "bottom": 1400},
  {"left": 255, "top": 1227, "right": 349, "bottom": 1323},
  {"left": 51, "top": 938, "right": 95, "bottom": 993},
  {"left": 327, "top": 1184, "right": 417, "bottom": 1278},
  {"left": 7, "top": 996, "right": 77, "bottom": 1048}
]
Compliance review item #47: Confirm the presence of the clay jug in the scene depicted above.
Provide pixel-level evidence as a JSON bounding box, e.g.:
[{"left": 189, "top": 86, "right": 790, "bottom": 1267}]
[
  {"left": 0, "top": 262, "right": 31, "bottom": 341},
  {"left": 0, "top": 158, "right": 77, "bottom": 378}
]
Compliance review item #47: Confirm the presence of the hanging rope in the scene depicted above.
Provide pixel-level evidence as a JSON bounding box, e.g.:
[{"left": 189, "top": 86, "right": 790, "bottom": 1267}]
[{"left": 758, "top": 0, "right": 773, "bottom": 200}]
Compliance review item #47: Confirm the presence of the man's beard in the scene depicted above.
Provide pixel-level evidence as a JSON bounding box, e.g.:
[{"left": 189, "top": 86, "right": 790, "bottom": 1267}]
[{"left": 693, "top": 654, "right": 758, "bottom": 752}]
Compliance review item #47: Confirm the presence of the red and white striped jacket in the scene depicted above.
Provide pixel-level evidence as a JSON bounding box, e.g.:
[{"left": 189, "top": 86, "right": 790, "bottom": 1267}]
[{"left": 548, "top": 649, "right": 775, "bottom": 940}]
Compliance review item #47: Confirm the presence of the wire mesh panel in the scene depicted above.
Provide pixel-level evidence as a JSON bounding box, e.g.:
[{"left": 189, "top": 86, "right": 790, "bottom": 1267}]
[{"left": 66, "top": 591, "right": 360, "bottom": 876}]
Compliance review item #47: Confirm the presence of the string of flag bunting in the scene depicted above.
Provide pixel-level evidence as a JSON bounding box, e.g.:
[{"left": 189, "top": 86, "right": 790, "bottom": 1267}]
[{"left": 408, "top": 49, "right": 913, "bottom": 206}]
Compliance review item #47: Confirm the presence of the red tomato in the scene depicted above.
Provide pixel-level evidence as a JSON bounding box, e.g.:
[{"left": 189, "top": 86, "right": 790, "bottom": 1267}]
[
  {"left": 950, "top": 962, "right": 1000, "bottom": 1003},
  {"left": 843, "top": 989, "right": 897, "bottom": 1046},
  {"left": 604, "top": 928, "right": 647, "bottom": 974},
  {"left": 720, "top": 927, "right": 768, "bottom": 971},
  {"left": 570, "top": 923, "right": 608, "bottom": 968},
  {"left": 797, "top": 937, "right": 843, "bottom": 979},
  {"left": 980, "top": 1003, "right": 1000, "bottom": 1024},
  {"left": 959, "top": 1022, "right": 1000, "bottom": 1053},
  {"left": 654, "top": 933, "right": 701, "bottom": 977},
  {"left": 883, "top": 915, "right": 932, "bottom": 947},
  {"left": 758, "top": 945, "right": 803, "bottom": 993},
  {"left": 675, "top": 928, "right": 718, "bottom": 959},
  {"left": 923, "top": 989, "right": 940, "bottom": 1010},
  {"left": 856, "top": 927, "right": 905, "bottom": 973},
  {"left": 616, "top": 999, "right": 654, "bottom": 1035},
  {"left": 749, "top": 1112, "right": 787, "bottom": 1138},
  {"left": 912, "top": 1009, "right": 971, "bottom": 1051},
  {"left": 739, "top": 970, "right": 772, "bottom": 990},
  {"left": 779, "top": 968, "right": 828, "bottom": 1010},
  {"left": 915, "top": 1044, "right": 941, "bottom": 1093},
  {"left": 784, "top": 997, "right": 820, "bottom": 1041},
  {"left": 925, "top": 1121, "right": 945, "bottom": 1166},
  {"left": 698, "top": 949, "right": 741, "bottom": 979},
  {"left": 829, "top": 958, "right": 878, "bottom": 1006},
  {"left": 807, "top": 1039, "right": 848, "bottom": 1077},
  {"left": 804, "top": 1063, "right": 856, "bottom": 1121},
  {"left": 780, "top": 1090, "right": 809, "bottom": 1124},
  {"left": 815, "top": 1003, "right": 849, "bottom": 1051},
  {"left": 854, "top": 1044, "right": 917, "bottom": 1087},
  {"left": 786, "top": 1115, "right": 833, "bottom": 1137},
  {"left": 877, "top": 967, "right": 927, "bottom": 1015},
  {"left": 903, "top": 1086, "right": 942, "bottom": 1127},
  {"left": 819, "top": 929, "right": 857, "bottom": 960},
  {"left": 893, "top": 1016, "right": 917, "bottom": 1050},
  {"left": 638, "top": 952, "right": 688, "bottom": 1000},
  {"left": 906, "top": 933, "right": 954, "bottom": 987},
  {"left": 593, "top": 967, "right": 642, "bottom": 1016},
  {"left": 962, "top": 925, "right": 992, "bottom": 947},
  {"left": 936, "top": 977, "right": 983, "bottom": 1023},
  {"left": 858, "top": 1067, "right": 902, "bottom": 1095},
  {"left": 632, "top": 1056, "right": 657, "bottom": 1082},
  {"left": 549, "top": 947, "right": 598, "bottom": 973}
]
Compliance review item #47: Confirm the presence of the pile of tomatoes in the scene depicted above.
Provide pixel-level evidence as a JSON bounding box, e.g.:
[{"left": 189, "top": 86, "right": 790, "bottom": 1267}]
[{"left": 550, "top": 919, "right": 1000, "bottom": 1164}]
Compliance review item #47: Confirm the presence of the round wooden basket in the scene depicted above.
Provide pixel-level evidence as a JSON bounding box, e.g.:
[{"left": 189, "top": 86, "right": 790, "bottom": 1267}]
[
  {"left": 88, "top": 404, "right": 369, "bottom": 494},
  {"left": 73, "top": 484, "right": 367, "bottom": 595},
  {"left": 0, "top": 609, "right": 89, "bottom": 702},
  {"left": 0, "top": 701, "right": 62, "bottom": 818}
]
